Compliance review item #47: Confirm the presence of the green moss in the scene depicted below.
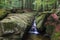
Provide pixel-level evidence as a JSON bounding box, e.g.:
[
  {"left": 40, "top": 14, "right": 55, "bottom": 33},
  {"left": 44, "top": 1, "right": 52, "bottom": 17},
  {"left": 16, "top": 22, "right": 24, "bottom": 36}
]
[
  {"left": 0, "top": 9, "right": 8, "bottom": 20},
  {"left": 51, "top": 32, "right": 60, "bottom": 40}
]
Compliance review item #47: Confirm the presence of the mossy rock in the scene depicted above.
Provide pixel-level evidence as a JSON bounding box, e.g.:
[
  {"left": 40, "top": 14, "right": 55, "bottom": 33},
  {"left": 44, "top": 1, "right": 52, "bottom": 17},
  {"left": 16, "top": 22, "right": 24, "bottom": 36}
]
[
  {"left": 35, "top": 13, "right": 47, "bottom": 30},
  {"left": 0, "top": 9, "right": 8, "bottom": 20},
  {"left": 0, "top": 13, "right": 34, "bottom": 37},
  {"left": 0, "top": 18, "right": 15, "bottom": 36}
]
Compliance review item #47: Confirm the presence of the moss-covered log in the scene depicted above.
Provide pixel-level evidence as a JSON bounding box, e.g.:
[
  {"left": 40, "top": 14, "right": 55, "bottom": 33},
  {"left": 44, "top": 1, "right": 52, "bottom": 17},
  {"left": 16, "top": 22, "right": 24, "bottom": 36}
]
[{"left": 0, "top": 13, "right": 34, "bottom": 40}]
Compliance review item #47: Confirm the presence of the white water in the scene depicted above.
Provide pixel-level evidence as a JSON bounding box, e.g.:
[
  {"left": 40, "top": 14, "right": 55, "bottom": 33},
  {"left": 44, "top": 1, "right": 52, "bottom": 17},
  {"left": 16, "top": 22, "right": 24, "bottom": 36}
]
[{"left": 29, "top": 20, "right": 39, "bottom": 34}]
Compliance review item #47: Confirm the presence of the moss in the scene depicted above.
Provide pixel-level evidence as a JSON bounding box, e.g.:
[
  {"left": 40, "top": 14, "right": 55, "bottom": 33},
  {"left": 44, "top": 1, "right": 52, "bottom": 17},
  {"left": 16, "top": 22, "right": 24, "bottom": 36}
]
[
  {"left": 51, "top": 32, "right": 60, "bottom": 40},
  {"left": 0, "top": 9, "right": 8, "bottom": 20},
  {"left": 0, "top": 13, "right": 34, "bottom": 34}
]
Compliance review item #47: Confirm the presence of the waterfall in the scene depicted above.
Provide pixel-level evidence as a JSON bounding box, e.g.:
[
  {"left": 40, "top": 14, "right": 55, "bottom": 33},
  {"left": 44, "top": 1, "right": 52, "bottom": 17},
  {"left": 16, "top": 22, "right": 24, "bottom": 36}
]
[{"left": 29, "top": 20, "right": 39, "bottom": 34}]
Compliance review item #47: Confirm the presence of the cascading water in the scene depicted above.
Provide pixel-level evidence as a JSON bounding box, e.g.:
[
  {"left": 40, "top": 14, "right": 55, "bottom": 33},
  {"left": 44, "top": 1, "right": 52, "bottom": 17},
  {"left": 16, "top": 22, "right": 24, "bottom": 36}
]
[{"left": 29, "top": 20, "right": 39, "bottom": 34}]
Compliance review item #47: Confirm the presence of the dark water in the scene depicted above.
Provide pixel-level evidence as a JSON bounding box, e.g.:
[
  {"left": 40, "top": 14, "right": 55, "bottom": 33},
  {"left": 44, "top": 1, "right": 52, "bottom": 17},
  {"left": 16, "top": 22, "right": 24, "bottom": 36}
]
[{"left": 22, "top": 33, "right": 50, "bottom": 40}]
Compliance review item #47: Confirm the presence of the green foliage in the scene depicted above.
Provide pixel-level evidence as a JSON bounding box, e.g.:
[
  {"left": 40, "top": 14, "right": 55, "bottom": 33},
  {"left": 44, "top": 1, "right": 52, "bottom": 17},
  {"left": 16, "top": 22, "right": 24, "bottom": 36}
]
[
  {"left": 33, "top": 0, "right": 56, "bottom": 11},
  {"left": 51, "top": 32, "right": 60, "bottom": 40},
  {"left": 0, "top": 0, "right": 23, "bottom": 9},
  {"left": 0, "top": 0, "right": 5, "bottom": 8},
  {"left": 33, "top": 0, "right": 42, "bottom": 10}
]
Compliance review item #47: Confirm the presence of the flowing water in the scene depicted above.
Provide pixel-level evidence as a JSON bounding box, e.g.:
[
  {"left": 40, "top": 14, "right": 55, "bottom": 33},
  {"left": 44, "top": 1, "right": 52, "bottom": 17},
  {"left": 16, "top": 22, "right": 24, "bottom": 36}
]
[
  {"left": 28, "top": 20, "right": 39, "bottom": 34},
  {"left": 23, "top": 20, "right": 50, "bottom": 40}
]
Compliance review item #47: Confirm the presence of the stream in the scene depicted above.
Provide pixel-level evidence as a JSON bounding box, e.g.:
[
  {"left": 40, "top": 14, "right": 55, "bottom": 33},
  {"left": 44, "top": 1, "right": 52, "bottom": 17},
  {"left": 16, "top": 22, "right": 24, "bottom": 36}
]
[{"left": 22, "top": 20, "right": 50, "bottom": 40}]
